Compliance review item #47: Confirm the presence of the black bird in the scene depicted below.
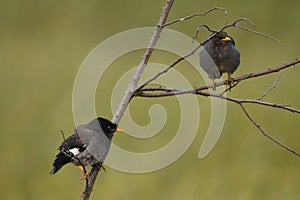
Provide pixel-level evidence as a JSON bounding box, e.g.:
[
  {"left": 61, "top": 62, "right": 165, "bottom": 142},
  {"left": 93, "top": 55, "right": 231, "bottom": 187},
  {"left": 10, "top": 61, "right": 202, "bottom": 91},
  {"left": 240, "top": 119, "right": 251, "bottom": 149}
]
[
  {"left": 199, "top": 31, "right": 240, "bottom": 89},
  {"left": 50, "top": 117, "right": 122, "bottom": 178}
]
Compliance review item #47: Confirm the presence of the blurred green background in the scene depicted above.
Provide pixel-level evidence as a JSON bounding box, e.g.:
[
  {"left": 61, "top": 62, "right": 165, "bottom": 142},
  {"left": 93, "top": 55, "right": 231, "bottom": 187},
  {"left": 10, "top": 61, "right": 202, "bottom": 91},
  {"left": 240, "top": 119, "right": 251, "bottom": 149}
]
[{"left": 1, "top": 0, "right": 300, "bottom": 199}]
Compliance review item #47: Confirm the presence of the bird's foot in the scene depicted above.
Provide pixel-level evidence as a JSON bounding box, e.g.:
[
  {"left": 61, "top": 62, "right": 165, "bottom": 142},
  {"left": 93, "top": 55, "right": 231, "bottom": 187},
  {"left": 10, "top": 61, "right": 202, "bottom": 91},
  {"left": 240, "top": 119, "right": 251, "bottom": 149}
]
[
  {"left": 209, "top": 80, "right": 217, "bottom": 91},
  {"left": 225, "top": 74, "right": 234, "bottom": 91},
  {"left": 78, "top": 165, "right": 89, "bottom": 180},
  {"left": 81, "top": 171, "right": 89, "bottom": 180}
]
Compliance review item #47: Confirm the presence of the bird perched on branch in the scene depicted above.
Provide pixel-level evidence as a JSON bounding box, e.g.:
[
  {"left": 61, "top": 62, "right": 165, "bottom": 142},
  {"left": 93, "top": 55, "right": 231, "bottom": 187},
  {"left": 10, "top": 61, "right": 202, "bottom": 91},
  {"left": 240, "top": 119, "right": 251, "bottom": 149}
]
[
  {"left": 50, "top": 117, "right": 122, "bottom": 179},
  {"left": 199, "top": 31, "right": 240, "bottom": 90}
]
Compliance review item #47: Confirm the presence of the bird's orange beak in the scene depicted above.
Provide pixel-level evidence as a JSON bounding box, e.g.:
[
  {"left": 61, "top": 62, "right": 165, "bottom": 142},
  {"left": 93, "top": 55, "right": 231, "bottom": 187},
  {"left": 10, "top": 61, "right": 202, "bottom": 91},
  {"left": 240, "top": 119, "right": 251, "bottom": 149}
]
[
  {"left": 116, "top": 128, "right": 123, "bottom": 133},
  {"left": 222, "top": 37, "right": 231, "bottom": 41}
]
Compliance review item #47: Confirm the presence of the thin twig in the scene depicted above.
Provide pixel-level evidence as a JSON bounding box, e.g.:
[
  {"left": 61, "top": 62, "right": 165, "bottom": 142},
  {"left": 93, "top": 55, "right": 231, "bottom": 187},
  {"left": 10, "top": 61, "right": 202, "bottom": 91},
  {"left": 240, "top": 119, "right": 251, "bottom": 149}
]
[
  {"left": 59, "top": 129, "right": 66, "bottom": 141},
  {"left": 194, "top": 18, "right": 283, "bottom": 46},
  {"left": 160, "top": 7, "right": 227, "bottom": 28},
  {"left": 193, "top": 24, "right": 217, "bottom": 41},
  {"left": 136, "top": 44, "right": 202, "bottom": 91},
  {"left": 257, "top": 76, "right": 281, "bottom": 100},
  {"left": 197, "top": 91, "right": 300, "bottom": 156},
  {"left": 223, "top": 19, "right": 283, "bottom": 46},
  {"left": 193, "top": 18, "right": 283, "bottom": 47},
  {"left": 220, "top": 81, "right": 240, "bottom": 95},
  {"left": 193, "top": 18, "right": 254, "bottom": 41},
  {"left": 237, "top": 25, "right": 284, "bottom": 46},
  {"left": 239, "top": 104, "right": 300, "bottom": 157},
  {"left": 198, "top": 92, "right": 300, "bottom": 114}
]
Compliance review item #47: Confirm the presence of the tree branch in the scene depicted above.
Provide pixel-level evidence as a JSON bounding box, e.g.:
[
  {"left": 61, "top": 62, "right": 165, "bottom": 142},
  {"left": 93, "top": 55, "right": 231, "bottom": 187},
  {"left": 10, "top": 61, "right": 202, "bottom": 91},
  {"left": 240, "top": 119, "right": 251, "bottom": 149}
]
[
  {"left": 80, "top": 1, "right": 175, "bottom": 199},
  {"left": 239, "top": 104, "right": 300, "bottom": 157},
  {"left": 136, "top": 58, "right": 300, "bottom": 97},
  {"left": 199, "top": 92, "right": 300, "bottom": 157},
  {"left": 257, "top": 76, "right": 281, "bottom": 100},
  {"left": 160, "top": 7, "right": 227, "bottom": 28},
  {"left": 111, "top": 0, "right": 174, "bottom": 125},
  {"left": 134, "top": 59, "right": 300, "bottom": 157}
]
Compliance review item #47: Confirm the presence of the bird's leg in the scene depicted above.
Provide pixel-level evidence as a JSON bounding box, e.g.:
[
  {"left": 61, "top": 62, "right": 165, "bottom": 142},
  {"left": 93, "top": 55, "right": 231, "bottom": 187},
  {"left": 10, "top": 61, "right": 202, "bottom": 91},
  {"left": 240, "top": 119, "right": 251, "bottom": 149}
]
[
  {"left": 209, "top": 79, "right": 217, "bottom": 91},
  {"left": 78, "top": 165, "right": 89, "bottom": 179},
  {"left": 225, "top": 73, "right": 234, "bottom": 90}
]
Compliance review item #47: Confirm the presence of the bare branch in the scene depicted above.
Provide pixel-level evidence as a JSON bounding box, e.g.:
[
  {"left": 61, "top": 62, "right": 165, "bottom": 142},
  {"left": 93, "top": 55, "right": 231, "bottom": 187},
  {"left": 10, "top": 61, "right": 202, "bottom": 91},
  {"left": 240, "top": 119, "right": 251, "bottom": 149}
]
[
  {"left": 139, "top": 86, "right": 180, "bottom": 92},
  {"left": 223, "top": 18, "right": 283, "bottom": 46},
  {"left": 193, "top": 18, "right": 283, "bottom": 46},
  {"left": 137, "top": 85, "right": 300, "bottom": 114},
  {"left": 220, "top": 81, "right": 240, "bottom": 95},
  {"left": 112, "top": 0, "right": 174, "bottom": 125},
  {"left": 196, "top": 91, "right": 300, "bottom": 157},
  {"left": 137, "top": 58, "right": 300, "bottom": 97},
  {"left": 237, "top": 25, "right": 284, "bottom": 46},
  {"left": 80, "top": 1, "right": 175, "bottom": 199},
  {"left": 239, "top": 104, "right": 300, "bottom": 157},
  {"left": 198, "top": 92, "right": 300, "bottom": 114},
  {"left": 193, "top": 24, "right": 217, "bottom": 41},
  {"left": 136, "top": 43, "right": 201, "bottom": 91},
  {"left": 257, "top": 76, "right": 281, "bottom": 100},
  {"left": 160, "top": 7, "right": 227, "bottom": 28},
  {"left": 193, "top": 18, "right": 254, "bottom": 41},
  {"left": 135, "top": 68, "right": 300, "bottom": 157},
  {"left": 137, "top": 84, "right": 300, "bottom": 156}
]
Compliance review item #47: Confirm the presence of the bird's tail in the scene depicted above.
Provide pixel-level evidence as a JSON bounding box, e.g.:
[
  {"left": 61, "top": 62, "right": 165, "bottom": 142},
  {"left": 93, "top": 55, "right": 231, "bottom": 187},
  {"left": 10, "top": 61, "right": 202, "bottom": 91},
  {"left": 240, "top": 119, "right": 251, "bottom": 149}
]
[{"left": 49, "top": 151, "right": 72, "bottom": 174}]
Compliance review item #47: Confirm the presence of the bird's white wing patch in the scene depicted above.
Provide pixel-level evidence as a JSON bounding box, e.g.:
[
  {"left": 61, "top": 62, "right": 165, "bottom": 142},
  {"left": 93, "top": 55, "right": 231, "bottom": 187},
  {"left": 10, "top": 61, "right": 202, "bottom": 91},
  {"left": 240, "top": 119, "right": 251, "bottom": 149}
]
[{"left": 69, "top": 148, "right": 80, "bottom": 156}]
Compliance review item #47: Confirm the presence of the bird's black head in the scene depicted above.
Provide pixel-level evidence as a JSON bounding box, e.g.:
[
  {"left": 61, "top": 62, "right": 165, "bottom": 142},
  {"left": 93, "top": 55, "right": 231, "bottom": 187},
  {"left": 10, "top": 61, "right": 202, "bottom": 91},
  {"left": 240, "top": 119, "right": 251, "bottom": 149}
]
[
  {"left": 96, "top": 117, "right": 119, "bottom": 139},
  {"left": 212, "top": 31, "right": 235, "bottom": 47},
  {"left": 214, "top": 31, "right": 236, "bottom": 46},
  {"left": 94, "top": 117, "right": 124, "bottom": 139}
]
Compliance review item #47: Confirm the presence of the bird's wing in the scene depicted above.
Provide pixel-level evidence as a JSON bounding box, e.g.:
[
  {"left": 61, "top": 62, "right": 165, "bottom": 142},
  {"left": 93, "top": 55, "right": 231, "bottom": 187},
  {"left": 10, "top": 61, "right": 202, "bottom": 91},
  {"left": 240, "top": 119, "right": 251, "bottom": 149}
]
[
  {"left": 199, "top": 46, "right": 222, "bottom": 79},
  {"left": 51, "top": 131, "right": 85, "bottom": 174},
  {"left": 59, "top": 130, "right": 85, "bottom": 151}
]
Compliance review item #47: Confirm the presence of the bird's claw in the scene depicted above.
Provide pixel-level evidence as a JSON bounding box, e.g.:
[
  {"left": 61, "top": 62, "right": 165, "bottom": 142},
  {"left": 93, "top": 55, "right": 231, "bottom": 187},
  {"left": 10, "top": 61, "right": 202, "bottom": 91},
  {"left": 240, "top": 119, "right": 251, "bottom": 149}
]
[
  {"left": 209, "top": 80, "right": 217, "bottom": 91},
  {"left": 78, "top": 165, "right": 89, "bottom": 180},
  {"left": 225, "top": 74, "right": 234, "bottom": 91},
  {"left": 81, "top": 171, "right": 89, "bottom": 180},
  {"left": 100, "top": 165, "right": 106, "bottom": 172},
  {"left": 95, "top": 162, "right": 107, "bottom": 172}
]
